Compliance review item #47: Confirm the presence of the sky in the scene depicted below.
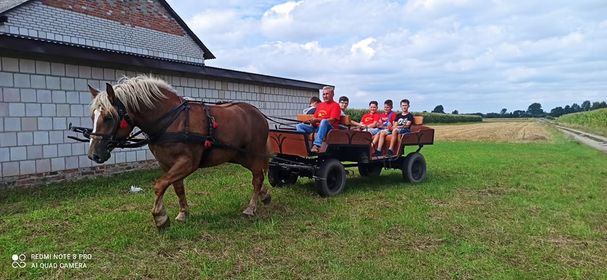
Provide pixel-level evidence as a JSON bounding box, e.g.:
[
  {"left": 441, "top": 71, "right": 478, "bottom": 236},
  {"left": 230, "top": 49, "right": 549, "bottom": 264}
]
[{"left": 166, "top": 0, "right": 607, "bottom": 113}]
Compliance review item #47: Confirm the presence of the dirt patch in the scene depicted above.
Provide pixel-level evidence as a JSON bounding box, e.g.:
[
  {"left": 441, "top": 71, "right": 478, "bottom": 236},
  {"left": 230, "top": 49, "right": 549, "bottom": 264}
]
[{"left": 433, "top": 121, "right": 552, "bottom": 143}]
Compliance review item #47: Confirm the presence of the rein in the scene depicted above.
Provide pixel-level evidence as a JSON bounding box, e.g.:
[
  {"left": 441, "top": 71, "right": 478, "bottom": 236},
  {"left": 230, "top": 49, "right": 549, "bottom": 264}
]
[
  {"left": 69, "top": 99, "right": 298, "bottom": 155},
  {"left": 69, "top": 99, "right": 252, "bottom": 153}
]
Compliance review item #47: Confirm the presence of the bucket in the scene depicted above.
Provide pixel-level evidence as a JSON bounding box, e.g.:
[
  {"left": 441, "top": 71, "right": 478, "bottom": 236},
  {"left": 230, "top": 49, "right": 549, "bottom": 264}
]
[{"left": 413, "top": 116, "right": 424, "bottom": 125}]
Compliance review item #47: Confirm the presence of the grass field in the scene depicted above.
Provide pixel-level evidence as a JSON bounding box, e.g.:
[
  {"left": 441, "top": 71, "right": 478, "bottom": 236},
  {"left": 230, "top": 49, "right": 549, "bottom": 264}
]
[
  {"left": 558, "top": 108, "right": 607, "bottom": 137},
  {"left": 1, "top": 122, "right": 606, "bottom": 279}
]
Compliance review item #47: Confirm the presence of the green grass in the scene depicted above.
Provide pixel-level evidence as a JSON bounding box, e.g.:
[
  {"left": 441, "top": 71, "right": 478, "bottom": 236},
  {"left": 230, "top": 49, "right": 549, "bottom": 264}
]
[
  {"left": 558, "top": 108, "right": 607, "bottom": 137},
  {"left": 1, "top": 134, "right": 606, "bottom": 279}
]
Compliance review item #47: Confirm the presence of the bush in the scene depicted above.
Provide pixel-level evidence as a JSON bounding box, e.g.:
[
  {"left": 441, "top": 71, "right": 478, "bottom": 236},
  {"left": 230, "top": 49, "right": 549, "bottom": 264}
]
[
  {"left": 344, "top": 109, "right": 366, "bottom": 122},
  {"left": 417, "top": 112, "right": 482, "bottom": 123},
  {"left": 343, "top": 109, "right": 483, "bottom": 124}
]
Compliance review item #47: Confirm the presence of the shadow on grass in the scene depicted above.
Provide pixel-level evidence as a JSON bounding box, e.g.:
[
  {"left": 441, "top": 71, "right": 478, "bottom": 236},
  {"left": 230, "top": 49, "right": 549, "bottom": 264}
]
[{"left": 283, "top": 169, "right": 430, "bottom": 197}]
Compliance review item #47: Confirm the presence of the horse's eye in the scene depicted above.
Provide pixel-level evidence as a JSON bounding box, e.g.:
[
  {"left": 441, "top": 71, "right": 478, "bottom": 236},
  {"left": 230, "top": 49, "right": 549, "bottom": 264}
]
[{"left": 103, "top": 116, "right": 113, "bottom": 121}]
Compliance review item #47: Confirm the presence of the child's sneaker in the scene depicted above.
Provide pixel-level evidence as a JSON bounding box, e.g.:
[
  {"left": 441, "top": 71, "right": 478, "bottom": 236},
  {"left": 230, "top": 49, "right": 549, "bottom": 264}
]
[
  {"left": 386, "top": 149, "right": 394, "bottom": 156},
  {"left": 374, "top": 150, "right": 382, "bottom": 156}
]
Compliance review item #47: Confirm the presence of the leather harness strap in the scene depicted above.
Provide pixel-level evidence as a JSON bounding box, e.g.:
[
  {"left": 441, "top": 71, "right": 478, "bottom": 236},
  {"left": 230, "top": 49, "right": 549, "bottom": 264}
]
[{"left": 144, "top": 100, "right": 216, "bottom": 147}]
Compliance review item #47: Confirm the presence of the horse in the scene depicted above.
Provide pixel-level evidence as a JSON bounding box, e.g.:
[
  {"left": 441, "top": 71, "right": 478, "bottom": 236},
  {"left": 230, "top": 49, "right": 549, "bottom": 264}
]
[{"left": 87, "top": 75, "right": 272, "bottom": 230}]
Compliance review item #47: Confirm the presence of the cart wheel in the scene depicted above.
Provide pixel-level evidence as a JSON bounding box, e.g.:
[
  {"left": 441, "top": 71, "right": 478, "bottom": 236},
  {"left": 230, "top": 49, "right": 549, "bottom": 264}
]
[
  {"left": 402, "top": 152, "right": 426, "bottom": 183},
  {"left": 358, "top": 163, "right": 382, "bottom": 177},
  {"left": 315, "top": 159, "right": 346, "bottom": 197},
  {"left": 268, "top": 166, "right": 298, "bottom": 188}
]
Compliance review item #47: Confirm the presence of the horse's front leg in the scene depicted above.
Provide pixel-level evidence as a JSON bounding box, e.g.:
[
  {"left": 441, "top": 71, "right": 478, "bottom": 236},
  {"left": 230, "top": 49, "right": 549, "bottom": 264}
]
[
  {"left": 173, "top": 179, "right": 189, "bottom": 222},
  {"left": 152, "top": 159, "right": 196, "bottom": 230},
  {"left": 152, "top": 177, "right": 171, "bottom": 230}
]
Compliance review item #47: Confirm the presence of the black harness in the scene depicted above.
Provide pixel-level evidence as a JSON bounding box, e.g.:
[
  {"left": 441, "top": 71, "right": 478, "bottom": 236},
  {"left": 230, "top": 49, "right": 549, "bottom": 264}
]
[
  {"left": 69, "top": 98, "right": 218, "bottom": 151},
  {"left": 140, "top": 100, "right": 217, "bottom": 146}
]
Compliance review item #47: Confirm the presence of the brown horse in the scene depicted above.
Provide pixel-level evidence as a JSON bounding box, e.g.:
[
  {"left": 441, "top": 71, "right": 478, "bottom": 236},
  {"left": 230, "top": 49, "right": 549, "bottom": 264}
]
[{"left": 87, "top": 75, "right": 271, "bottom": 230}]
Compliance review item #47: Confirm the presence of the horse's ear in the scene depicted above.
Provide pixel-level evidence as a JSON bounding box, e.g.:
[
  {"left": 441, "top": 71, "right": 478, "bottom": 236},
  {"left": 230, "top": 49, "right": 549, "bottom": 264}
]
[
  {"left": 105, "top": 83, "right": 116, "bottom": 103},
  {"left": 88, "top": 85, "right": 99, "bottom": 98}
]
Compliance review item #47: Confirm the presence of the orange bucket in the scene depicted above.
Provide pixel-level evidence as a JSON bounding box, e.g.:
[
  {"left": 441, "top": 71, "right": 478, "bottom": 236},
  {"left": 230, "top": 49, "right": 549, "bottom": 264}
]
[{"left": 413, "top": 116, "right": 424, "bottom": 125}]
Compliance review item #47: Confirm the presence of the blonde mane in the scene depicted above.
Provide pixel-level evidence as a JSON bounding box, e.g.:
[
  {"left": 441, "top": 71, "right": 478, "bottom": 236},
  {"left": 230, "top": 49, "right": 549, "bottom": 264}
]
[{"left": 89, "top": 75, "right": 173, "bottom": 116}]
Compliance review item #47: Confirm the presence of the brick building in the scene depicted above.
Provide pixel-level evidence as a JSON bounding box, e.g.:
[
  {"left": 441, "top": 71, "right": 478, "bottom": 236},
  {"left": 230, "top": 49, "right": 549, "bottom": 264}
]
[{"left": 0, "top": 0, "right": 325, "bottom": 188}]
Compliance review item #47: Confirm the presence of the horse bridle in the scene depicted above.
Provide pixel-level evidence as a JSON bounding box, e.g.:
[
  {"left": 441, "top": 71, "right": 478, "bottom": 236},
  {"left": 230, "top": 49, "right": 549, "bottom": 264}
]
[
  {"left": 89, "top": 98, "right": 136, "bottom": 151},
  {"left": 69, "top": 97, "right": 148, "bottom": 151}
]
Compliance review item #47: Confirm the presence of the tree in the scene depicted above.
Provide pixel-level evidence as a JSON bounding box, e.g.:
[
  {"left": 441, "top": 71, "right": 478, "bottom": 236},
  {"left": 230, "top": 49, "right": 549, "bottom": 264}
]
[
  {"left": 571, "top": 103, "right": 581, "bottom": 113},
  {"left": 581, "top": 100, "right": 591, "bottom": 111},
  {"left": 512, "top": 110, "right": 526, "bottom": 118},
  {"left": 432, "top": 105, "right": 445, "bottom": 113},
  {"left": 564, "top": 105, "right": 572, "bottom": 114},
  {"left": 452, "top": 110, "right": 458, "bottom": 114},
  {"left": 591, "top": 102, "right": 601, "bottom": 110},
  {"left": 527, "top": 103, "right": 544, "bottom": 117},
  {"left": 500, "top": 108, "right": 507, "bottom": 115},
  {"left": 550, "top": 106, "right": 564, "bottom": 117}
]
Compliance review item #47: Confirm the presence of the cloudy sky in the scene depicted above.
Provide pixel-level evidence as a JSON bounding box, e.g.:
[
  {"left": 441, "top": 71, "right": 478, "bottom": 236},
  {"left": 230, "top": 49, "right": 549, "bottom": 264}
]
[{"left": 167, "top": 0, "right": 607, "bottom": 113}]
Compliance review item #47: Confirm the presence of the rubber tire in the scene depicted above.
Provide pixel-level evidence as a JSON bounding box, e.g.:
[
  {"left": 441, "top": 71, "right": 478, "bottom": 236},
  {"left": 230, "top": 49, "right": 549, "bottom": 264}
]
[
  {"left": 315, "top": 159, "right": 347, "bottom": 197},
  {"left": 358, "top": 163, "right": 382, "bottom": 177},
  {"left": 268, "top": 167, "right": 298, "bottom": 188},
  {"left": 402, "top": 152, "right": 427, "bottom": 183}
]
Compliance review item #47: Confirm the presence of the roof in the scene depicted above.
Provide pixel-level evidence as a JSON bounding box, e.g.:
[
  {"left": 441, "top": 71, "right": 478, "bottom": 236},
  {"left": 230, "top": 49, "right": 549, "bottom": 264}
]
[
  {"left": 157, "top": 1, "right": 215, "bottom": 60},
  {"left": 0, "top": 0, "right": 215, "bottom": 59},
  {"left": 0, "top": 34, "right": 327, "bottom": 91},
  {"left": 0, "top": 0, "right": 29, "bottom": 14}
]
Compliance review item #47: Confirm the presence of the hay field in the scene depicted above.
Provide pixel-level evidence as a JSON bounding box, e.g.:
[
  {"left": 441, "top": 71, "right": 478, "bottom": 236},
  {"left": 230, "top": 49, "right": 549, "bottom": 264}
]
[{"left": 433, "top": 120, "right": 552, "bottom": 142}]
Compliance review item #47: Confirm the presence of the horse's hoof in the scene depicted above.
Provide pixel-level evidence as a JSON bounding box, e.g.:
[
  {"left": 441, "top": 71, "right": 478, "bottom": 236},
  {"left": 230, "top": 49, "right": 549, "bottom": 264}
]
[
  {"left": 242, "top": 207, "right": 256, "bottom": 217},
  {"left": 261, "top": 194, "right": 272, "bottom": 205},
  {"left": 155, "top": 215, "right": 171, "bottom": 231},
  {"left": 175, "top": 212, "right": 188, "bottom": 222}
]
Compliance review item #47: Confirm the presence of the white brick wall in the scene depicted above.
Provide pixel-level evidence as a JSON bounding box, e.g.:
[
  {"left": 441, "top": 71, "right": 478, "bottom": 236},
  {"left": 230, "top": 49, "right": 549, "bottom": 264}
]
[{"left": 0, "top": 55, "right": 318, "bottom": 180}]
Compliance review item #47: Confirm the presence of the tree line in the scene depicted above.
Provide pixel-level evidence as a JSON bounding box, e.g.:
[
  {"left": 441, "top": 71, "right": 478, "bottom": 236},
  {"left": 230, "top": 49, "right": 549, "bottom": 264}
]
[{"left": 430, "top": 100, "right": 607, "bottom": 118}]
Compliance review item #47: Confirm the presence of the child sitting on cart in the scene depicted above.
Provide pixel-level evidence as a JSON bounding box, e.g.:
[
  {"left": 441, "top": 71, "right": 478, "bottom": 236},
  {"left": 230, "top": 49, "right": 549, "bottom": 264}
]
[
  {"left": 371, "top": 100, "right": 397, "bottom": 155},
  {"left": 373, "top": 99, "right": 414, "bottom": 156},
  {"left": 359, "top": 101, "right": 382, "bottom": 133}
]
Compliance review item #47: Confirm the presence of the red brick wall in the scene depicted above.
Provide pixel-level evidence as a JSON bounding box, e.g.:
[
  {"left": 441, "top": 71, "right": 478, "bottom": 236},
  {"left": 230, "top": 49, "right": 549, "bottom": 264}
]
[{"left": 42, "top": 0, "right": 186, "bottom": 36}]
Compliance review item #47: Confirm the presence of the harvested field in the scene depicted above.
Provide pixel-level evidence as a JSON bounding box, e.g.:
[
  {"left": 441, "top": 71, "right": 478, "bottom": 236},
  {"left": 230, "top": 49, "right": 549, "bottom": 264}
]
[{"left": 433, "top": 121, "right": 552, "bottom": 142}]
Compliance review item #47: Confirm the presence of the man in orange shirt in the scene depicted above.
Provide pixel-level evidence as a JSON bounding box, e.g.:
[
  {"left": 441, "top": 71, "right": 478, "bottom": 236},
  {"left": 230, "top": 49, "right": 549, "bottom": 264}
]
[{"left": 296, "top": 86, "right": 341, "bottom": 153}]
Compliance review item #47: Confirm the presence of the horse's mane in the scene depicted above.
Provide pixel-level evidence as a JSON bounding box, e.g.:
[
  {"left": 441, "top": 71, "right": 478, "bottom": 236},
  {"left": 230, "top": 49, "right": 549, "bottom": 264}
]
[{"left": 90, "top": 75, "right": 173, "bottom": 116}]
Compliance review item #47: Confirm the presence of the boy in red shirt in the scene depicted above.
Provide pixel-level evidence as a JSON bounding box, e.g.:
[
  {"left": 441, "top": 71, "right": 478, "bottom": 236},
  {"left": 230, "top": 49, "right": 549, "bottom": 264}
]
[
  {"left": 359, "top": 101, "right": 381, "bottom": 130},
  {"left": 296, "top": 86, "right": 341, "bottom": 153}
]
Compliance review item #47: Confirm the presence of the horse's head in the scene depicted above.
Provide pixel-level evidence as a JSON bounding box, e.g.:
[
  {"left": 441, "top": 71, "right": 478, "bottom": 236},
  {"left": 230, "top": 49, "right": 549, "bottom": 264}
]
[{"left": 87, "top": 83, "right": 135, "bottom": 163}]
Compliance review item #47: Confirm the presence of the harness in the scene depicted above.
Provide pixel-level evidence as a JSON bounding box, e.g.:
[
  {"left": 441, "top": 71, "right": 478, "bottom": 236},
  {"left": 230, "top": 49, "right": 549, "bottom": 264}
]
[
  {"left": 69, "top": 98, "right": 220, "bottom": 151},
  {"left": 140, "top": 100, "right": 218, "bottom": 148}
]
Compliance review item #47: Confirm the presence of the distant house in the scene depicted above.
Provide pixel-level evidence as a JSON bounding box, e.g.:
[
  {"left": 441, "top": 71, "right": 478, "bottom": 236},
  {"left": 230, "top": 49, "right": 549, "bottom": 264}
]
[{"left": 0, "top": 0, "right": 325, "bottom": 188}]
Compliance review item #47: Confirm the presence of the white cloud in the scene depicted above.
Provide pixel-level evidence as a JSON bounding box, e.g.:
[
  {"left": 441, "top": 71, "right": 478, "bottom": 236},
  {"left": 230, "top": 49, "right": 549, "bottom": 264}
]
[
  {"left": 173, "top": 0, "right": 607, "bottom": 113},
  {"left": 261, "top": 1, "right": 303, "bottom": 37},
  {"left": 350, "top": 38, "right": 376, "bottom": 59},
  {"left": 186, "top": 9, "right": 256, "bottom": 46},
  {"left": 504, "top": 67, "right": 539, "bottom": 82}
]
